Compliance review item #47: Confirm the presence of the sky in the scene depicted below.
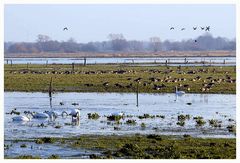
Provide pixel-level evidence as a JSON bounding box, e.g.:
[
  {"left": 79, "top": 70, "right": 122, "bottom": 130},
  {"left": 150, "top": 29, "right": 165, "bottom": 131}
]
[{"left": 4, "top": 4, "right": 236, "bottom": 43}]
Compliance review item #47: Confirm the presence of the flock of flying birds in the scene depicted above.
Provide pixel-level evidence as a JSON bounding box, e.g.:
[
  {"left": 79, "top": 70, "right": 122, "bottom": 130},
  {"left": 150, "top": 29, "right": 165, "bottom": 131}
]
[
  {"left": 62, "top": 26, "right": 211, "bottom": 42},
  {"left": 169, "top": 26, "right": 211, "bottom": 42},
  {"left": 170, "top": 26, "right": 210, "bottom": 31}
]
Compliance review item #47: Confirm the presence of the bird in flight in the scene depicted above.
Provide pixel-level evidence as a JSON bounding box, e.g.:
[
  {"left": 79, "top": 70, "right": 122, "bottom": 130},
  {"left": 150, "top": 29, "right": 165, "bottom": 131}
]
[
  {"left": 170, "top": 27, "right": 174, "bottom": 30},
  {"left": 205, "top": 26, "right": 210, "bottom": 31},
  {"left": 181, "top": 28, "right": 185, "bottom": 31},
  {"left": 193, "top": 27, "right": 197, "bottom": 30},
  {"left": 63, "top": 27, "right": 68, "bottom": 31},
  {"left": 201, "top": 27, "right": 205, "bottom": 30},
  {"left": 194, "top": 40, "right": 197, "bottom": 43}
]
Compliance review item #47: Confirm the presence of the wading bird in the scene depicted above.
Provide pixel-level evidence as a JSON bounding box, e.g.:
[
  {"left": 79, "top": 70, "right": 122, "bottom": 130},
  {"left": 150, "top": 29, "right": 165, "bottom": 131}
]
[
  {"left": 69, "top": 108, "right": 81, "bottom": 122},
  {"left": 175, "top": 86, "right": 185, "bottom": 96},
  {"left": 12, "top": 115, "right": 31, "bottom": 122}
]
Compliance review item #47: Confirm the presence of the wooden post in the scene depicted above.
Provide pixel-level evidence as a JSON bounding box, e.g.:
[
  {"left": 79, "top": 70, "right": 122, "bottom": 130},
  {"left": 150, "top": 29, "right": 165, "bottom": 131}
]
[
  {"left": 136, "top": 82, "right": 139, "bottom": 107},
  {"left": 11, "top": 60, "right": 12, "bottom": 67},
  {"left": 7, "top": 59, "right": 8, "bottom": 64},
  {"left": 223, "top": 59, "right": 226, "bottom": 64},
  {"left": 84, "top": 57, "right": 87, "bottom": 66},
  {"left": 48, "top": 77, "right": 53, "bottom": 97}
]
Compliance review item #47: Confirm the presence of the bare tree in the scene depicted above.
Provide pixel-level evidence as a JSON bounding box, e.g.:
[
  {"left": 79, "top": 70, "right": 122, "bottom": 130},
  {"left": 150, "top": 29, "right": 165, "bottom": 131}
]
[
  {"left": 108, "top": 33, "right": 128, "bottom": 51},
  {"left": 149, "top": 37, "right": 161, "bottom": 52}
]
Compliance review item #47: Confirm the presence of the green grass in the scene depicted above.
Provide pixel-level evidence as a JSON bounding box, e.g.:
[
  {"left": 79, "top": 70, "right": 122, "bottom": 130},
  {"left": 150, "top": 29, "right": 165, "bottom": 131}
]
[{"left": 4, "top": 64, "right": 236, "bottom": 94}]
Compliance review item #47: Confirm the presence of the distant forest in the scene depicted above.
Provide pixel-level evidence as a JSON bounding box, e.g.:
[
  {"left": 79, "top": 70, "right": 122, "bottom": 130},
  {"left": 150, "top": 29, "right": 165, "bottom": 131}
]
[{"left": 4, "top": 33, "right": 236, "bottom": 53}]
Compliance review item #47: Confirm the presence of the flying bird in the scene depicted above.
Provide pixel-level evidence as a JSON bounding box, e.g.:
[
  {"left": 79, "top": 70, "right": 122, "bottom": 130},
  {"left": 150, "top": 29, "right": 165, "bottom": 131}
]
[
  {"left": 193, "top": 27, "right": 197, "bottom": 30},
  {"left": 181, "top": 28, "right": 185, "bottom": 31},
  {"left": 194, "top": 40, "right": 197, "bottom": 43},
  {"left": 201, "top": 27, "right": 205, "bottom": 30},
  {"left": 63, "top": 27, "right": 68, "bottom": 31},
  {"left": 170, "top": 27, "right": 174, "bottom": 30},
  {"left": 205, "top": 26, "right": 210, "bottom": 31}
]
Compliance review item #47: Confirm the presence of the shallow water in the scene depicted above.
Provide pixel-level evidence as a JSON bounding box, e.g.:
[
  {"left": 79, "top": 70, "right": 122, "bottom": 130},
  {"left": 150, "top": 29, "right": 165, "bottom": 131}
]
[
  {"left": 4, "top": 57, "right": 236, "bottom": 66},
  {"left": 4, "top": 92, "right": 236, "bottom": 140}
]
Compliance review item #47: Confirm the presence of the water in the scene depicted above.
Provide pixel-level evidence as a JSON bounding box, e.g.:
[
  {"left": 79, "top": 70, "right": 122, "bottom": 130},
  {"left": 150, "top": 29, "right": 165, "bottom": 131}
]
[
  {"left": 4, "top": 57, "right": 236, "bottom": 66},
  {"left": 4, "top": 92, "right": 236, "bottom": 140}
]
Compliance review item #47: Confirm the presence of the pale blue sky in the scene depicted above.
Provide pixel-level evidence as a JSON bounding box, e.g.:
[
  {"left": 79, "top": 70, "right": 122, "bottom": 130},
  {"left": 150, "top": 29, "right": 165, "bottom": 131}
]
[{"left": 4, "top": 4, "right": 236, "bottom": 43}]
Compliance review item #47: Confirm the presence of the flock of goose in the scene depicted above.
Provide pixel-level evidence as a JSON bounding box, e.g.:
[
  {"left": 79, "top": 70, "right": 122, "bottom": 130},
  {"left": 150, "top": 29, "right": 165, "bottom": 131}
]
[{"left": 170, "top": 26, "right": 210, "bottom": 31}]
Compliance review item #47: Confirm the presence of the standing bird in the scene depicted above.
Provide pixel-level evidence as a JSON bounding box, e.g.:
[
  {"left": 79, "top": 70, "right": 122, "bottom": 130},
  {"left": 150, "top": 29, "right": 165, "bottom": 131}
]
[
  {"left": 175, "top": 86, "right": 185, "bottom": 96},
  {"left": 181, "top": 28, "right": 185, "bottom": 31},
  {"left": 205, "top": 26, "right": 210, "bottom": 31},
  {"left": 170, "top": 27, "right": 174, "bottom": 30},
  {"left": 69, "top": 108, "right": 81, "bottom": 122},
  {"left": 193, "top": 27, "right": 197, "bottom": 30},
  {"left": 63, "top": 27, "right": 68, "bottom": 31}
]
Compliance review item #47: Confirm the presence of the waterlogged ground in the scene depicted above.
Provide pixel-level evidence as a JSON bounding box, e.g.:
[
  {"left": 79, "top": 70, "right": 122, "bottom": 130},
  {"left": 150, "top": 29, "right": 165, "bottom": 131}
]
[
  {"left": 4, "top": 92, "right": 236, "bottom": 158},
  {"left": 4, "top": 56, "right": 236, "bottom": 66},
  {"left": 5, "top": 92, "right": 235, "bottom": 139}
]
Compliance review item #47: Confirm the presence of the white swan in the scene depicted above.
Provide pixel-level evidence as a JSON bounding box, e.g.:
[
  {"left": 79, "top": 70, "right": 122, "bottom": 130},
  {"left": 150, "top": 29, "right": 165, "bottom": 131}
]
[
  {"left": 69, "top": 109, "right": 80, "bottom": 122},
  {"left": 12, "top": 115, "right": 30, "bottom": 122},
  {"left": 175, "top": 86, "right": 185, "bottom": 96},
  {"left": 111, "top": 112, "right": 124, "bottom": 116},
  {"left": 32, "top": 112, "right": 49, "bottom": 119}
]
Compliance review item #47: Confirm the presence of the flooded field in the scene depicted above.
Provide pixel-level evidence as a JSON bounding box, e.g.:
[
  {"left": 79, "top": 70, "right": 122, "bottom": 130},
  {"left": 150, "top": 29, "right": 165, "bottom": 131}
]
[
  {"left": 4, "top": 92, "right": 236, "bottom": 158},
  {"left": 5, "top": 92, "right": 236, "bottom": 139},
  {"left": 4, "top": 56, "right": 236, "bottom": 66}
]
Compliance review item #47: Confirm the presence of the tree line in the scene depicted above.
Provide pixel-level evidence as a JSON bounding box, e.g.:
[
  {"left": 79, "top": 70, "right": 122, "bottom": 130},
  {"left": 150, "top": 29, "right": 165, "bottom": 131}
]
[{"left": 4, "top": 33, "right": 235, "bottom": 53}]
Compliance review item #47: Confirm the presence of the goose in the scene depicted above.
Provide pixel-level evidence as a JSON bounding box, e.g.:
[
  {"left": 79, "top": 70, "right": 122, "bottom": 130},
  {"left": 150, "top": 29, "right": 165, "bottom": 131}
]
[
  {"left": 69, "top": 109, "right": 81, "bottom": 122},
  {"left": 175, "top": 86, "right": 185, "bottom": 96},
  {"left": 205, "top": 26, "right": 210, "bottom": 31}
]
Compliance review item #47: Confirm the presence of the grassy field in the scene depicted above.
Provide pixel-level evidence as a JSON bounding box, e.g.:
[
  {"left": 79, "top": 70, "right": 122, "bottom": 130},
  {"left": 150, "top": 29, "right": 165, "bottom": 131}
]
[
  {"left": 6, "top": 134, "right": 236, "bottom": 159},
  {"left": 4, "top": 64, "right": 236, "bottom": 94}
]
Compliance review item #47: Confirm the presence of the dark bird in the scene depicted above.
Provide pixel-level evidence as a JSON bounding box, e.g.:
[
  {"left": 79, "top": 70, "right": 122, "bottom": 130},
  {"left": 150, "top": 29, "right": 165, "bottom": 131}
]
[
  {"left": 205, "top": 26, "right": 210, "bottom": 31},
  {"left": 194, "top": 40, "right": 197, "bottom": 42},
  {"left": 181, "top": 28, "right": 185, "bottom": 31},
  {"left": 193, "top": 27, "right": 197, "bottom": 30},
  {"left": 63, "top": 27, "right": 68, "bottom": 31},
  {"left": 170, "top": 27, "right": 174, "bottom": 30},
  {"left": 201, "top": 27, "right": 205, "bottom": 30}
]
